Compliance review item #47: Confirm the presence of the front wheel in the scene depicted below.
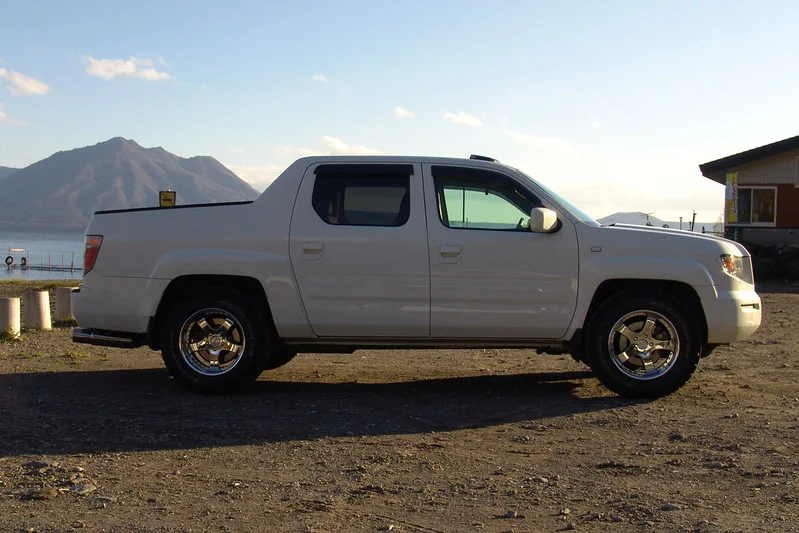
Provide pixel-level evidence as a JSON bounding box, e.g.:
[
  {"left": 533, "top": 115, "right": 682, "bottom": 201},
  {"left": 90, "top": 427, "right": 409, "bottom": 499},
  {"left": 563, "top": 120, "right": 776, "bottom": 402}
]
[
  {"left": 585, "top": 290, "right": 701, "bottom": 398},
  {"left": 161, "top": 288, "right": 268, "bottom": 393}
]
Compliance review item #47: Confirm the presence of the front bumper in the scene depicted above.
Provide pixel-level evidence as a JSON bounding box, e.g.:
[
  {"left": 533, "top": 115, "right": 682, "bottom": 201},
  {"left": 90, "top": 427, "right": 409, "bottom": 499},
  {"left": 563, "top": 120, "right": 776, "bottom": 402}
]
[{"left": 703, "top": 288, "right": 762, "bottom": 344}]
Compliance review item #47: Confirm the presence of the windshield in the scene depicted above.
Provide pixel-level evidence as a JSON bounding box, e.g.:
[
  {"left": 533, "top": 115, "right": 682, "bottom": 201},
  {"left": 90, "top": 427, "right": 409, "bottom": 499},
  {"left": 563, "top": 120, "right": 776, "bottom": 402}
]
[{"left": 516, "top": 170, "right": 600, "bottom": 226}]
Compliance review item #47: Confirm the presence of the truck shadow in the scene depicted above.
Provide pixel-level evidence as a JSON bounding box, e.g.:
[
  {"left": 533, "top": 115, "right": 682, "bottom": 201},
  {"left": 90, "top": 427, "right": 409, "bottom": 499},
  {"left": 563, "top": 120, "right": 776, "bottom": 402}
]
[{"left": 0, "top": 369, "right": 637, "bottom": 457}]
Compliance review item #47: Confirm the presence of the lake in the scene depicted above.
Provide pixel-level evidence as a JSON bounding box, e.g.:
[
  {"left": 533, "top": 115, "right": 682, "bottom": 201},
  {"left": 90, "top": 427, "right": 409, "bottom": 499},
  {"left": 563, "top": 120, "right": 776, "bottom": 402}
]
[{"left": 0, "top": 230, "right": 84, "bottom": 280}]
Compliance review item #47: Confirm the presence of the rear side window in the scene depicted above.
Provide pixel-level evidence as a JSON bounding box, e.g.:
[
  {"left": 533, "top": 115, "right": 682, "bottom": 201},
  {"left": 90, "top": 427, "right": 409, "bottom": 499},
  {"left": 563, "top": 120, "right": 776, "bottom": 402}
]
[{"left": 312, "top": 164, "right": 412, "bottom": 227}]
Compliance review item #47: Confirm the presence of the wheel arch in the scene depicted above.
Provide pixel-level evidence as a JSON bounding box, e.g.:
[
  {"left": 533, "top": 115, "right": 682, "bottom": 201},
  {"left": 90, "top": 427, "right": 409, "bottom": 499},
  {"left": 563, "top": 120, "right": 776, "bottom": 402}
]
[
  {"left": 572, "top": 279, "right": 708, "bottom": 361},
  {"left": 147, "top": 274, "right": 277, "bottom": 350}
]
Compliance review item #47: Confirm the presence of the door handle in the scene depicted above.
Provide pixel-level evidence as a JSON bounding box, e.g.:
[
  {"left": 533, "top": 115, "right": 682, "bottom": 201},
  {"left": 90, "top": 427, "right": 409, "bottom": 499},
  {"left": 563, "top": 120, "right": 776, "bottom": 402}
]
[
  {"left": 440, "top": 245, "right": 462, "bottom": 257},
  {"left": 303, "top": 243, "right": 324, "bottom": 254}
]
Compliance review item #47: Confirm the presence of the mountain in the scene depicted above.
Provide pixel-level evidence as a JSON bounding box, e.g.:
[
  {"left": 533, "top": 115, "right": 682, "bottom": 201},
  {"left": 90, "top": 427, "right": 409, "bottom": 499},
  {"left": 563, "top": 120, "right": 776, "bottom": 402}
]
[
  {"left": 0, "top": 165, "right": 19, "bottom": 180},
  {"left": 0, "top": 138, "right": 259, "bottom": 231},
  {"left": 598, "top": 212, "right": 668, "bottom": 227},
  {"left": 599, "top": 211, "right": 718, "bottom": 231}
]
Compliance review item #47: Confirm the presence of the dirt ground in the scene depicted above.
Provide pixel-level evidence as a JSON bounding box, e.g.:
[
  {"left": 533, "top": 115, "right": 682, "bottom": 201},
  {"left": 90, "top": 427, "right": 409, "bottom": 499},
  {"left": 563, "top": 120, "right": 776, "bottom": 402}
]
[{"left": 0, "top": 280, "right": 797, "bottom": 533}]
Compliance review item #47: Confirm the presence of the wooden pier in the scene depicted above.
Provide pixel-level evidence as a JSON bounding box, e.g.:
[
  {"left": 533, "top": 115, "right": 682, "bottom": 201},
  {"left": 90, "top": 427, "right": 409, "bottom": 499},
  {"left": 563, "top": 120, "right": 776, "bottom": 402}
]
[{"left": 5, "top": 248, "right": 83, "bottom": 273}]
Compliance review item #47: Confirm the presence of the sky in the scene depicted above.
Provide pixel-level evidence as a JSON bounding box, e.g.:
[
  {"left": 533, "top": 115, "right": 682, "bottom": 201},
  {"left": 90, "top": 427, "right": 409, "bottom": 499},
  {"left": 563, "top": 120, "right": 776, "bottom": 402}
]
[{"left": 2, "top": 1, "right": 799, "bottom": 224}]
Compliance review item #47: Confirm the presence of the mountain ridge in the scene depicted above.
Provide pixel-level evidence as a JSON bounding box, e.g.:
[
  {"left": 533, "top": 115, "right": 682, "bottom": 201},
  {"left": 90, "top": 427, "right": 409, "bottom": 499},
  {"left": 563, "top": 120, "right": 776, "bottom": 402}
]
[
  {"left": 599, "top": 211, "right": 718, "bottom": 231},
  {"left": 0, "top": 138, "right": 258, "bottom": 231},
  {"left": 0, "top": 165, "right": 19, "bottom": 180},
  {"left": 597, "top": 211, "right": 668, "bottom": 227}
]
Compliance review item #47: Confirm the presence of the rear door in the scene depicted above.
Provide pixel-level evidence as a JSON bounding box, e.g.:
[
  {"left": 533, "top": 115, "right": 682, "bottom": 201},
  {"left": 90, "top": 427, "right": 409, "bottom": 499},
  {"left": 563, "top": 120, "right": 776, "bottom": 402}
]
[{"left": 289, "top": 162, "right": 430, "bottom": 337}]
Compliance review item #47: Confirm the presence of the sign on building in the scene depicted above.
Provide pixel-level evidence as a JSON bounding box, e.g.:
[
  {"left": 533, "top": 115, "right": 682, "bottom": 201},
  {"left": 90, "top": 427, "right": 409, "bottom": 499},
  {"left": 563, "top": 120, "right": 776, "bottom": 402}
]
[{"left": 725, "top": 172, "right": 737, "bottom": 223}]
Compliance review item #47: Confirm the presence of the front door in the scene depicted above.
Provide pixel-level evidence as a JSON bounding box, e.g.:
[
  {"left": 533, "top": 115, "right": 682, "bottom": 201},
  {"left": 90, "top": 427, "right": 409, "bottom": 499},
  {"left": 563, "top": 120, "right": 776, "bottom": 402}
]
[
  {"left": 423, "top": 163, "right": 579, "bottom": 339},
  {"left": 289, "top": 162, "right": 430, "bottom": 337}
]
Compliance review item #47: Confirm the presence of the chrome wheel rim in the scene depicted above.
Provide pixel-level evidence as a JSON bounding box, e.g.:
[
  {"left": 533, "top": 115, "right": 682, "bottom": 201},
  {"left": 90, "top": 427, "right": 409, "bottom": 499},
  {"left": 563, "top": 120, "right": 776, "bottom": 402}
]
[
  {"left": 179, "top": 308, "right": 246, "bottom": 376},
  {"left": 607, "top": 310, "right": 679, "bottom": 380}
]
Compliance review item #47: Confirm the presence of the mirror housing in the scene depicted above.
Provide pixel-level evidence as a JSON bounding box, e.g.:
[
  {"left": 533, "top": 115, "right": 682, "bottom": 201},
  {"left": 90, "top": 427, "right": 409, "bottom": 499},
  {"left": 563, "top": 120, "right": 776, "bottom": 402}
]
[{"left": 529, "top": 207, "right": 558, "bottom": 233}]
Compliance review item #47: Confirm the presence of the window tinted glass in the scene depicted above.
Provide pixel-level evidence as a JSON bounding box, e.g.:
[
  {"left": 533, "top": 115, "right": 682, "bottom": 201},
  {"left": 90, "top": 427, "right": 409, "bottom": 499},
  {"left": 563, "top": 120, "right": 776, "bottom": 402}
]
[
  {"left": 432, "top": 166, "right": 541, "bottom": 231},
  {"left": 312, "top": 165, "right": 411, "bottom": 227},
  {"left": 735, "top": 187, "right": 776, "bottom": 225},
  {"left": 751, "top": 188, "right": 775, "bottom": 223},
  {"left": 737, "top": 188, "right": 752, "bottom": 223}
]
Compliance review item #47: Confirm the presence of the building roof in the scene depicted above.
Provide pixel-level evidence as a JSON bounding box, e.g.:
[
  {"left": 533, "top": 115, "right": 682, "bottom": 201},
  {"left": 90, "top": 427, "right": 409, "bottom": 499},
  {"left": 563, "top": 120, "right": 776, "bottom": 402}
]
[{"left": 699, "top": 134, "right": 799, "bottom": 181}]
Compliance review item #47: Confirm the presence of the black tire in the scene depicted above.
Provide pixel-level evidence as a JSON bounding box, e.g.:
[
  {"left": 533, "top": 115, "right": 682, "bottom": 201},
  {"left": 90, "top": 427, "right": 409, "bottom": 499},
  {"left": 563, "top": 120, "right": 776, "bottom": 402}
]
[
  {"left": 585, "top": 290, "right": 700, "bottom": 398},
  {"left": 161, "top": 287, "right": 269, "bottom": 394},
  {"left": 4, "top": 256, "right": 12, "bottom": 266}
]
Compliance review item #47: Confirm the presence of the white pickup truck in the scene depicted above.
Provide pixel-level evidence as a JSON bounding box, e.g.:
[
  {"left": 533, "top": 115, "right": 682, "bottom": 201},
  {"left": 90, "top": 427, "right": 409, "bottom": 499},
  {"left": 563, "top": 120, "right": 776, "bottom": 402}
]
[{"left": 72, "top": 155, "right": 762, "bottom": 398}]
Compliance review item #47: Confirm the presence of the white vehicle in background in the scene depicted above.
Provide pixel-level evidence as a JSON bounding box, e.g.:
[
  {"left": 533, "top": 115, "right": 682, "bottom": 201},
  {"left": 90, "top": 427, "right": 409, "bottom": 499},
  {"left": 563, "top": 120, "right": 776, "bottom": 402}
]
[{"left": 71, "top": 155, "right": 761, "bottom": 398}]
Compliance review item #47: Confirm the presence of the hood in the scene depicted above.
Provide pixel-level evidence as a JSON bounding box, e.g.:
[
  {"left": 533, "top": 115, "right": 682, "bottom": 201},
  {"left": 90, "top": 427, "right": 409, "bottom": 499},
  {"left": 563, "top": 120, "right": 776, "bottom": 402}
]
[
  {"left": 577, "top": 221, "right": 756, "bottom": 288},
  {"left": 604, "top": 223, "right": 749, "bottom": 255}
]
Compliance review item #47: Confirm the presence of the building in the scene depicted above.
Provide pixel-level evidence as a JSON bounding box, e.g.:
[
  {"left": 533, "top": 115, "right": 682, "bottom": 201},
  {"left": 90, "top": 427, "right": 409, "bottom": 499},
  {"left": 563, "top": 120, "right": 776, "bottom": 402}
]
[{"left": 699, "top": 135, "right": 799, "bottom": 245}]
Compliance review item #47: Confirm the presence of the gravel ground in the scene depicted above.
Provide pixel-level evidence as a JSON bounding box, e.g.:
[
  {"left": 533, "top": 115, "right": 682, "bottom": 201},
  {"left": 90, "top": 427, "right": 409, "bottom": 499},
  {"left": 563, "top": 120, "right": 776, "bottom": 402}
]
[{"left": 0, "top": 280, "right": 797, "bottom": 533}]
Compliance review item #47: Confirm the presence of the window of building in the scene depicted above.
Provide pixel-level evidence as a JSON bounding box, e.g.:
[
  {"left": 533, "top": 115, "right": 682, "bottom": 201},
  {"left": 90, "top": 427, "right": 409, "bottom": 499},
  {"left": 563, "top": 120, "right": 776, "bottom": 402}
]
[
  {"left": 312, "top": 164, "right": 412, "bottom": 227},
  {"left": 432, "top": 166, "right": 542, "bottom": 231},
  {"left": 736, "top": 186, "right": 776, "bottom": 225},
  {"left": 795, "top": 157, "right": 799, "bottom": 187}
]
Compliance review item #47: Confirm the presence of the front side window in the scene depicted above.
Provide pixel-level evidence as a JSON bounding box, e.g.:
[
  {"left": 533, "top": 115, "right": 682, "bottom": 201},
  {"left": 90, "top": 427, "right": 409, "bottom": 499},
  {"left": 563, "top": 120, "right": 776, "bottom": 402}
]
[
  {"left": 736, "top": 186, "right": 776, "bottom": 225},
  {"left": 312, "top": 165, "right": 412, "bottom": 227},
  {"left": 432, "top": 166, "right": 541, "bottom": 231}
]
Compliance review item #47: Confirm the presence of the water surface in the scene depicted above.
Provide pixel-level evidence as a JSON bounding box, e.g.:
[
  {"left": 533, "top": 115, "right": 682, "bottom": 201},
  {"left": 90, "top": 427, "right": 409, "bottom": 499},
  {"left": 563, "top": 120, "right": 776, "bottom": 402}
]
[{"left": 0, "top": 230, "right": 84, "bottom": 281}]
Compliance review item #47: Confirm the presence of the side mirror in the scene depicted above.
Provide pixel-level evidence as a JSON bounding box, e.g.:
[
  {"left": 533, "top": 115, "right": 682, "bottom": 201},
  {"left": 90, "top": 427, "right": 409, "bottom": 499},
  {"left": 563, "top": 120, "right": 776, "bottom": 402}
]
[{"left": 529, "top": 207, "right": 558, "bottom": 233}]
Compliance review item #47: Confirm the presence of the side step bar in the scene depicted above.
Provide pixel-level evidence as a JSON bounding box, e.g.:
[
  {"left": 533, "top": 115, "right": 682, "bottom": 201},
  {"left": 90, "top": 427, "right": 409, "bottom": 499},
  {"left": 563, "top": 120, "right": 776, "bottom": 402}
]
[{"left": 72, "top": 328, "right": 146, "bottom": 349}]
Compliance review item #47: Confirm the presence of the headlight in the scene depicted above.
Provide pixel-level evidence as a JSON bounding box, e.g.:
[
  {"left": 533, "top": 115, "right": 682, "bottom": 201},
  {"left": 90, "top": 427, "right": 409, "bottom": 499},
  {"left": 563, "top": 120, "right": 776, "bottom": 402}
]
[{"left": 720, "top": 254, "right": 744, "bottom": 280}]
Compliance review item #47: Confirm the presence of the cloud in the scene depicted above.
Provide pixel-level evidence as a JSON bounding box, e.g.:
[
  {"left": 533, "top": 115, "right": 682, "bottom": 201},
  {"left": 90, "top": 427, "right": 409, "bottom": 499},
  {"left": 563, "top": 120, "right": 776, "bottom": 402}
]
[
  {"left": 0, "top": 102, "right": 26, "bottom": 126},
  {"left": 280, "top": 136, "right": 383, "bottom": 158},
  {"left": 0, "top": 68, "right": 51, "bottom": 96},
  {"left": 278, "top": 145, "right": 323, "bottom": 158},
  {"left": 157, "top": 56, "right": 170, "bottom": 67},
  {"left": 227, "top": 164, "right": 285, "bottom": 191},
  {"left": 503, "top": 130, "right": 573, "bottom": 154},
  {"left": 311, "top": 73, "right": 329, "bottom": 83},
  {"left": 394, "top": 106, "right": 415, "bottom": 118},
  {"left": 319, "top": 136, "right": 382, "bottom": 155},
  {"left": 83, "top": 56, "right": 171, "bottom": 80},
  {"left": 443, "top": 111, "right": 483, "bottom": 128},
  {"left": 236, "top": 136, "right": 384, "bottom": 191},
  {"left": 226, "top": 147, "right": 246, "bottom": 154}
]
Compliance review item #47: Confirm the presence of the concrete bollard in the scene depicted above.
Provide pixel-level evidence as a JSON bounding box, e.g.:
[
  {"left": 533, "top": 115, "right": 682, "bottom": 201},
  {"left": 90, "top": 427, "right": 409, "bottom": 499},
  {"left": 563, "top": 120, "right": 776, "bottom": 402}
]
[
  {"left": 23, "top": 291, "right": 52, "bottom": 330},
  {"left": 0, "top": 297, "right": 21, "bottom": 338},
  {"left": 55, "top": 287, "right": 79, "bottom": 322}
]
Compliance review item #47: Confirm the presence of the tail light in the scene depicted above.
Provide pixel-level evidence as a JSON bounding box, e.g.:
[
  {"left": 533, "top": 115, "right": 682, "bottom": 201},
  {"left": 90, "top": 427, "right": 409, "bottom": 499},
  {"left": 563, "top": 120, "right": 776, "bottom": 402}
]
[{"left": 84, "top": 235, "right": 103, "bottom": 275}]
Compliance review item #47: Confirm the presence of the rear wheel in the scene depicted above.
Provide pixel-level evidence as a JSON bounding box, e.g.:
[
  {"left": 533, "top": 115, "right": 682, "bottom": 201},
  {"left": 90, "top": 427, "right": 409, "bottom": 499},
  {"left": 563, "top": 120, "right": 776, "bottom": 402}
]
[
  {"left": 585, "top": 290, "right": 700, "bottom": 398},
  {"left": 161, "top": 288, "right": 268, "bottom": 393}
]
